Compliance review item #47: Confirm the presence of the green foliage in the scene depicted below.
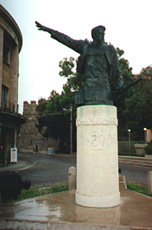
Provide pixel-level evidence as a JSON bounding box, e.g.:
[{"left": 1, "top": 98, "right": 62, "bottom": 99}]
[
  {"left": 36, "top": 89, "right": 75, "bottom": 153},
  {"left": 3, "top": 183, "right": 68, "bottom": 203},
  {"left": 116, "top": 47, "right": 133, "bottom": 85},
  {"left": 17, "top": 183, "right": 68, "bottom": 201},
  {"left": 116, "top": 47, "right": 124, "bottom": 58},
  {"left": 45, "top": 91, "right": 73, "bottom": 114},
  {"left": 122, "top": 66, "right": 152, "bottom": 140},
  {"left": 59, "top": 57, "right": 85, "bottom": 92},
  {"left": 145, "top": 140, "right": 152, "bottom": 155},
  {"left": 115, "top": 48, "right": 136, "bottom": 140},
  {"left": 36, "top": 57, "right": 82, "bottom": 153},
  {"left": 36, "top": 98, "right": 47, "bottom": 116},
  {"left": 59, "top": 57, "right": 75, "bottom": 77},
  {"left": 127, "top": 182, "right": 149, "bottom": 196}
]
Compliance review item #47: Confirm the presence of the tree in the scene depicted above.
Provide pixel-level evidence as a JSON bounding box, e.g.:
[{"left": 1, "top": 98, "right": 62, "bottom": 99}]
[
  {"left": 116, "top": 48, "right": 134, "bottom": 85},
  {"left": 59, "top": 57, "right": 86, "bottom": 93},
  {"left": 112, "top": 48, "right": 135, "bottom": 140},
  {"left": 36, "top": 98, "right": 47, "bottom": 116},
  {"left": 122, "top": 65, "right": 152, "bottom": 140},
  {"left": 36, "top": 90, "right": 74, "bottom": 153}
]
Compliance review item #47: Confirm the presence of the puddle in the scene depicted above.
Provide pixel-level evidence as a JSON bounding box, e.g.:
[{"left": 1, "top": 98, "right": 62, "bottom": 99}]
[{"left": 14, "top": 199, "right": 62, "bottom": 221}]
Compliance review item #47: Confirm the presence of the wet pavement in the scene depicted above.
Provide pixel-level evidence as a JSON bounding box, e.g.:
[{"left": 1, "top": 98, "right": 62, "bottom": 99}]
[{"left": 0, "top": 176, "right": 152, "bottom": 230}]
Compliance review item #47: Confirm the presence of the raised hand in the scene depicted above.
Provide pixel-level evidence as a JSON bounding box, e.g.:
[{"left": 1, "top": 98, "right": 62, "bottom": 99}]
[{"left": 35, "top": 21, "right": 47, "bottom": 32}]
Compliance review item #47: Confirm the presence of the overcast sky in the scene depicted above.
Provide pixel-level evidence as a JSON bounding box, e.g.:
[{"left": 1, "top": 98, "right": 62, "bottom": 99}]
[{"left": 1, "top": 0, "right": 152, "bottom": 113}]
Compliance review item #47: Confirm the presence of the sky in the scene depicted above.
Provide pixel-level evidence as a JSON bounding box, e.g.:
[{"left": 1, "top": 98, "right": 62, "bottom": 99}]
[{"left": 1, "top": 0, "right": 152, "bottom": 113}]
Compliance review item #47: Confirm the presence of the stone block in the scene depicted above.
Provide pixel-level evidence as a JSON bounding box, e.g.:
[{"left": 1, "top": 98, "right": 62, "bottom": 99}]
[{"left": 68, "top": 167, "right": 76, "bottom": 190}]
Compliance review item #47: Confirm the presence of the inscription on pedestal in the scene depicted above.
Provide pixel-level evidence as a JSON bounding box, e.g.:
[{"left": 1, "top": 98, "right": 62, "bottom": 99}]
[
  {"left": 76, "top": 117, "right": 118, "bottom": 126},
  {"left": 86, "top": 129, "right": 117, "bottom": 150}
]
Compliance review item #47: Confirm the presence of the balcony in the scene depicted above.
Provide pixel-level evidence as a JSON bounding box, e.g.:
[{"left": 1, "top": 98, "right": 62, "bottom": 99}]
[{"left": 1, "top": 100, "right": 15, "bottom": 113}]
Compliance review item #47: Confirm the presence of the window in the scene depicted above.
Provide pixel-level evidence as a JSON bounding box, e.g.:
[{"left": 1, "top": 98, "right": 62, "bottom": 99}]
[
  {"left": 3, "top": 44, "right": 10, "bottom": 64},
  {"left": 2, "top": 85, "right": 9, "bottom": 101}
]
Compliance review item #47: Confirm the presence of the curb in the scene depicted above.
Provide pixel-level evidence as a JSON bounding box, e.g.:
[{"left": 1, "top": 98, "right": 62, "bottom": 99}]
[
  {"left": 17, "top": 162, "right": 36, "bottom": 171},
  {"left": 0, "top": 161, "right": 35, "bottom": 172},
  {"left": 119, "top": 156, "right": 152, "bottom": 167}
]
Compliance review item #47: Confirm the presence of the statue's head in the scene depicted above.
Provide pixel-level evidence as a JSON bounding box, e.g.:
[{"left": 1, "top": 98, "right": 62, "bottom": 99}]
[{"left": 91, "top": 25, "right": 106, "bottom": 42}]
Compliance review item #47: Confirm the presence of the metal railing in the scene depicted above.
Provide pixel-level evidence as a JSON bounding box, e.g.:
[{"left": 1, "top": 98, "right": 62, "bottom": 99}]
[{"left": 1, "top": 100, "right": 15, "bottom": 112}]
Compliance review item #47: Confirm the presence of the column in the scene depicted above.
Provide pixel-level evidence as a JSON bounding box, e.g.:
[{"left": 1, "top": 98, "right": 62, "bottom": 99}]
[{"left": 76, "top": 105, "right": 120, "bottom": 208}]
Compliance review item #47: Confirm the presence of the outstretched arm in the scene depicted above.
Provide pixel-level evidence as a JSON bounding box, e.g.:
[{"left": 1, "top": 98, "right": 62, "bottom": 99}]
[
  {"left": 35, "top": 21, "right": 84, "bottom": 54},
  {"left": 35, "top": 21, "right": 53, "bottom": 34}
]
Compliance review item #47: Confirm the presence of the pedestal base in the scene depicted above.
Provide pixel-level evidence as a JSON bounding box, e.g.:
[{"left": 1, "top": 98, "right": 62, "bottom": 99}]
[
  {"left": 76, "top": 191, "right": 120, "bottom": 208},
  {"left": 76, "top": 105, "right": 120, "bottom": 208}
]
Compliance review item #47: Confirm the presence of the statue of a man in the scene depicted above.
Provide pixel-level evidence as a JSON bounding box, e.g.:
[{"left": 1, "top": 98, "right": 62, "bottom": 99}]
[{"left": 36, "top": 22, "right": 123, "bottom": 105}]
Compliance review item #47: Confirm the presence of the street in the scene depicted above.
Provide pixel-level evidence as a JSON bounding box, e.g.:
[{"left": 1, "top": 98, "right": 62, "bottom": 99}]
[
  {"left": 19, "top": 153, "right": 76, "bottom": 187},
  {"left": 119, "top": 162, "right": 151, "bottom": 185},
  {"left": 18, "top": 153, "right": 152, "bottom": 187}
]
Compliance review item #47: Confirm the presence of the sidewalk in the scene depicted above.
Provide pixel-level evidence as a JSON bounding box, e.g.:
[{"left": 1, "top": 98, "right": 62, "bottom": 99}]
[{"left": 0, "top": 176, "right": 152, "bottom": 230}]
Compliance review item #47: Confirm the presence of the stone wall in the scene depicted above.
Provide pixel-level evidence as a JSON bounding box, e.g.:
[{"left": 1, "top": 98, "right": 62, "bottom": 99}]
[{"left": 17, "top": 101, "right": 59, "bottom": 153}]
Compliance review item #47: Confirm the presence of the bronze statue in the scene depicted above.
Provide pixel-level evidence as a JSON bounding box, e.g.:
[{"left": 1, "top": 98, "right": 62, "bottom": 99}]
[{"left": 35, "top": 21, "right": 123, "bottom": 105}]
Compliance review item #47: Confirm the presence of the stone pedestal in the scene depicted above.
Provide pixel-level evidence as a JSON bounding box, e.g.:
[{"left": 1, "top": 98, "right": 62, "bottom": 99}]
[{"left": 76, "top": 105, "right": 120, "bottom": 208}]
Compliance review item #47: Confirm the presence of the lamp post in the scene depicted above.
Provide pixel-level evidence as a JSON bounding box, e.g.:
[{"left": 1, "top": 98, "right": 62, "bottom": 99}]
[
  {"left": 143, "top": 128, "right": 147, "bottom": 143},
  {"left": 128, "top": 129, "right": 131, "bottom": 155},
  {"left": 69, "top": 106, "right": 73, "bottom": 155},
  {"left": 63, "top": 106, "right": 73, "bottom": 155}
]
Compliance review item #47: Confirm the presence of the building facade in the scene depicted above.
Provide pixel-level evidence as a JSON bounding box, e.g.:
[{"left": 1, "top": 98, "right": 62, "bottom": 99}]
[{"left": 0, "top": 5, "right": 25, "bottom": 165}]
